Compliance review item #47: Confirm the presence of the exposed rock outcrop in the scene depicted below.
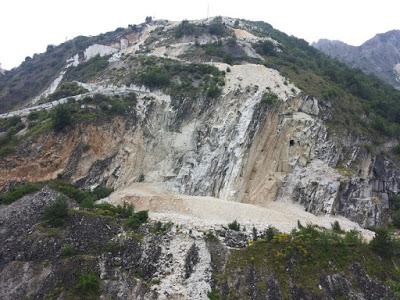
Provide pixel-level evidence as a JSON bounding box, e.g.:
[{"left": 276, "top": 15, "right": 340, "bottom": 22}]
[{"left": 313, "top": 30, "right": 400, "bottom": 89}]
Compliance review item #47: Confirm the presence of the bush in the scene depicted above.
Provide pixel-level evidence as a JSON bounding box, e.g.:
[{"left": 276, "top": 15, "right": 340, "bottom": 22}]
[
  {"left": 175, "top": 20, "right": 200, "bottom": 38},
  {"left": 265, "top": 226, "right": 276, "bottom": 241},
  {"left": 208, "top": 17, "right": 226, "bottom": 37},
  {"left": 52, "top": 104, "right": 72, "bottom": 131},
  {"left": 80, "top": 197, "right": 94, "bottom": 209},
  {"left": 0, "top": 182, "right": 43, "bottom": 205},
  {"left": 93, "top": 186, "right": 114, "bottom": 199},
  {"left": 391, "top": 194, "right": 400, "bottom": 210},
  {"left": 343, "top": 229, "right": 363, "bottom": 246},
  {"left": 75, "top": 272, "right": 100, "bottom": 297},
  {"left": 254, "top": 40, "right": 276, "bottom": 56},
  {"left": 228, "top": 220, "right": 240, "bottom": 231},
  {"left": 206, "top": 83, "right": 222, "bottom": 98},
  {"left": 43, "top": 196, "right": 69, "bottom": 227},
  {"left": 94, "top": 202, "right": 134, "bottom": 218},
  {"left": 125, "top": 210, "right": 149, "bottom": 229},
  {"left": 207, "top": 289, "right": 220, "bottom": 300},
  {"left": 139, "top": 66, "right": 170, "bottom": 88},
  {"left": 392, "top": 210, "right": 400, "bottom": 228},
  {"left": 369, "top": 228, "right": 395, "bottom": 258},
  {"left": 394, "top": 144, "right": 400, "bottom": 156},
  {"left": 61, "top": 244, "right": 77, "bottom": 257},
  {"left": 261, "top": 92, "right": 279, "bottom": 106},
  {"left": 223, "top": 54, "right": 233, "bottom": 65},
  {"left": 331, "top": 220, "right": 344, "bottom": 233}
]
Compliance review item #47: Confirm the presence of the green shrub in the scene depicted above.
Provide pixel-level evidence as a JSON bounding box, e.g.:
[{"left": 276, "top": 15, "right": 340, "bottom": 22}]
[
  {"left": 204, "top": 41, "right": 225, "bottom": 57},
  {"left": 93, "top": 186, "right": 113, "bottom": 199},
  {"left": 0, "top": 182, "right": 43, "bottom": 205},
  {"left": 206, "top": 83, "right": 222, "bottom": 98},
  {"left": 125, "top": 210, "right": 149, "bottom": 229},
  {"left": 116, "top": 203, "right": 135, "bottom": 218},
  {"left": 394, "top": 144, "right": 400, "bottom": 156},
  {"left": 80, "top": 197, "right": 94, "bottom": 209},
  {"left": 94, "top": 202, "right": 134, "bottom": 218},
  {"left": 0, "top": 143, "right": 17, "bottom": 157},
  {"left": 392, "top": 195, "right": 400, "bottom": 210},
  {"left": 331, "top": 220, "right": 344, "bottom": 233},
  {"left": 254, "top": 40, "right": 276, "bottom": 56},
  {"left": 369, "top": 228, "right": 395, "bottom": 258},
  {"left": 208, "top": 17, "right": 227, "bottom": 37},
  {"left": 228, "top": 220, "right": 240, "bottom": 231},
  {"left": 175, "top": 20, "right": 201, "bottom": 38},
  {"left": 392, "top": 210, "right": 400, "bottom": 228},
  {"left": 343, "top": 229, "right": 363, "bottom": 246},
  {"left": 223, "top": 54, "right": 233, "bottom": 65},
  {"left": 52, "top": 104, "right": 72, "bottom": 131},
  {"left": 388, "top": 280, "right": 400, "bottom": 299},
  {"left": 207, "top": 289, "right": 220, "bottom": 300},
  {"left": 152, "top": 221, "right": 173, "bottom": 234},
  {"left": 75, "top": 272, "right": 100, "bottom": 297},
  {"left": 138, "top": 66, "right": 170, "bottom": 88},
  {"left": 61, "top": 244, "right": 77, "bottom": 257},
  {"left": 265, "top": 226, "right": 276, "bottom": 241},
  {"left": 261, "top": 92, "right": 279, "bottom": 106},
  {"left": 43, "top": 196, "right": 69, "bottom": 227}
]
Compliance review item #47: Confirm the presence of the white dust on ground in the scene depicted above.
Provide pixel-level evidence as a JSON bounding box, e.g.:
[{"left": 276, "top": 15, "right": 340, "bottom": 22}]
[{"left": 104, "top": 183, "right": 374, "bottom": 240}]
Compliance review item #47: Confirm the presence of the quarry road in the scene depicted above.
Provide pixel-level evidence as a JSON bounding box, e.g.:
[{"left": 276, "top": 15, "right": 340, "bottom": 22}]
[{"left": 104, "top": 183, "right": 375, "bottom": 240}]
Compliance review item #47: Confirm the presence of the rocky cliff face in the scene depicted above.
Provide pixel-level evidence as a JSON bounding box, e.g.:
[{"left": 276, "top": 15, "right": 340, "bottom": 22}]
[
  {"left": 0, "top": 17, "right": 400, "bottom": 299},
  {"left": 1, "top": 18, "right": 399, "bottom": 229},
  {"left": 313, "top": 30, "right": 400, "bottom": 89}
]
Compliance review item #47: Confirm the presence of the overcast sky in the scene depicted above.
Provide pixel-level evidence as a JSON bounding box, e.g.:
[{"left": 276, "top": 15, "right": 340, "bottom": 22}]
[{"left": 1, "top": 0, "right": 399, "bottom": 69}]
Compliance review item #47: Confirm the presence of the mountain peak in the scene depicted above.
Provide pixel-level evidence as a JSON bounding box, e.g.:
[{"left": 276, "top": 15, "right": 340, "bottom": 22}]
[{"left": 314, "top": 29, "right": 400, "bottom": 89}]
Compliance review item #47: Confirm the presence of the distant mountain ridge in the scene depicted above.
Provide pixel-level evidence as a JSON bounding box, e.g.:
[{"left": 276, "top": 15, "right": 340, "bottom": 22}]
[{"left": 313, "top": 30, "right": 400, "bottom": 89}]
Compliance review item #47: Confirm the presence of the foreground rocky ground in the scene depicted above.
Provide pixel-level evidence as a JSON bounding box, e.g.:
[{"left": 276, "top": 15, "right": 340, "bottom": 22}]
[{"left": 0, "top": 187, "right": 399, "bottom": 299}]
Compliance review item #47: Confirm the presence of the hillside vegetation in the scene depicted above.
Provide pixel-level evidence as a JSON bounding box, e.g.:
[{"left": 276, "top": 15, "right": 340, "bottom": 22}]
[{"left": 244, "top": 20, "right": 400, "bottom": 138}]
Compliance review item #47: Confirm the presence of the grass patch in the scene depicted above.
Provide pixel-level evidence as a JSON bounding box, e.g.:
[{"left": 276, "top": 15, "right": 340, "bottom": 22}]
[{"left": 0, "top": 182, "right": 43, "bottom": 205}]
